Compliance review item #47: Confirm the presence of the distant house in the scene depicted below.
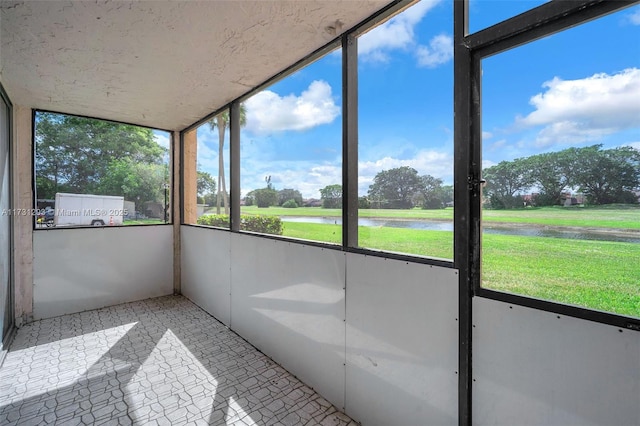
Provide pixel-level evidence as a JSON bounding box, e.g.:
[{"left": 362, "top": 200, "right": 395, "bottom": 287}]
[
  {"left": 562, "top": 192, "right": 585, "bottom": 206},
  {"left": 523, "top": 193, "right": 538, "bottom": 206},
  {"left": 303, "top": 198, "right": 322, "bottom": 207}
]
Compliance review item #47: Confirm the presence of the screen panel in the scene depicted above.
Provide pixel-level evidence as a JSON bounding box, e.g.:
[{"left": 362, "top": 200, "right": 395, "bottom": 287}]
[{"left": 480, "top": 7, "right": 640, "bottom": 318}]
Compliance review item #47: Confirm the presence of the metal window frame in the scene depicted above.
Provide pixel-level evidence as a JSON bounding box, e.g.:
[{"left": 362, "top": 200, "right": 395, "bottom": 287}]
[
  {"left": 342, "top": 33, "right": 358, "bottom": 248},
  {"left": 180, "top": 39, "right": 343, "bottom": 231},
  {"left": 463, "top": 0, "right": 640, "bottom": 333},
  {"left": 229, "top": 101, "right": 241, "bottom": 232},
  {"left": 179, "top": 0, "right": 458, "bottom": 267},
  {"left": 453, "top": 2, "right": 473, "bottom": 424}
]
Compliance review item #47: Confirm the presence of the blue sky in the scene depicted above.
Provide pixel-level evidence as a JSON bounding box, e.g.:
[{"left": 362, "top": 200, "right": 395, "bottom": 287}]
[{"left": 191, "top": 0, "right": 640, "bottom": 199}]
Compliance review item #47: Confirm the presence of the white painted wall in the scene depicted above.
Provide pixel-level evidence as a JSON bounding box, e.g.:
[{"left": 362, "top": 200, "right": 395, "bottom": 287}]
[
  {"left": 473, "top": 298, "right": 640, "bottom": 426},
  {"left": 181, "top": 226, "right": 231, "bottom": 325},
  {"left": 33, "top": 226, "right": 173, "bottom": 319},
  {"left": 230, "top": 233, "right": 347, "bottom": 409},
  {"left": 181, "top": 226, "right": 459, "bottom": 423},
  {"left": 345, "top": 254, "right": 459, "bottom": 425}
]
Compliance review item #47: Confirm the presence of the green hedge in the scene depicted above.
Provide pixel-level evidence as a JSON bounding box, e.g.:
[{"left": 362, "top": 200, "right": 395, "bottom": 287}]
[
  {"left": 197, "top": 214, "right": 283, "bottom": 235},
  {"left": 197, "top": 214, "right": 230, "bottom": 228},
  {"left": 282, "top": 199, "right": 298, "bottom": 208}
]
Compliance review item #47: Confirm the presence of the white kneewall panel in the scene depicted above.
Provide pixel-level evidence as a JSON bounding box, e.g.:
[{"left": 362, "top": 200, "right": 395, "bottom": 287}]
[
  {"left": 33, "top": 226, "right": 173, "bottom": 319},
  {"left": 473, "top": 298, "right": 640, "bottom": 426},
  {"left": 181, "top": 226, "right": 231, "bottom": 326},
  {"left": 345, "top": 254, "right": 459, "bottom": 425},
  {"left": 230, "top": 233, "right": 346, "bottom": 410}
]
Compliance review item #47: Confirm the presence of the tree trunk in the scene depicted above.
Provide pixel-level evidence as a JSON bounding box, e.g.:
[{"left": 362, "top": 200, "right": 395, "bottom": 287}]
[{"left": 217, "top": 115, "right": 229, "bottom": 215}]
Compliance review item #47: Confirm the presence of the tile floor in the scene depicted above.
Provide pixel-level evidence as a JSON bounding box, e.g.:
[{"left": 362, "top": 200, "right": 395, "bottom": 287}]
[{"left": 0, "top": 296, "right": 358, "bottom": 425}]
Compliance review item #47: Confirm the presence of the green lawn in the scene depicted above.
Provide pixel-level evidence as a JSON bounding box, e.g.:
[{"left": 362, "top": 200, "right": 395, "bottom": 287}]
[
  {"left": 282, "top": 221, "right": 453, "bottom": 259},
  {"left": 123, "top": 218, "right": 166, "bottom": 225},
  {"left": 281, "top": 221, "right": 640, "bottom": 318},
  {"left": 241, "top": 205, "right": 640, "bottom": 230},
  {"left": 241, "top": 205, "right": 453, "bottom": 219},
  {"left": 483, "top": 205, "right": 640, "bottom": 229},
  {"left": 481, "top": 234, "right": 640, "bottom": 317}
]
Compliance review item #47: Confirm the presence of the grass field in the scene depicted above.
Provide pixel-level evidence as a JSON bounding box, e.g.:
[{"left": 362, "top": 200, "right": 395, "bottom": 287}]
[
  {"left": 241, "top": 205, "right": 640, "bottom": 230},
  {"left": 280, "top": 220, "right": 640, "bottom": 318},
  {"left": 481, "top": 233, "right": 640, "bottom": 317},
  {"left": 123, "top": 218, "right": 166, "bottom": 225}
]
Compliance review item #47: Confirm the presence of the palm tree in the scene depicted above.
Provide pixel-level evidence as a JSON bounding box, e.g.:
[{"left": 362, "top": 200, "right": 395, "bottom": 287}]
[{"left": 208, "top": 104, "right": 246, "bottom": 214}]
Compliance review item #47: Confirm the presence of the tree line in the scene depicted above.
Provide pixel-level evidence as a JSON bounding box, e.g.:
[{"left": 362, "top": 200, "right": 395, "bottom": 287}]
[
  {"left": 242, "top": 177, "right": 305, "bottom": 208},
  {"left": 207, "top": 145, "right": 640, "bottom": 212},
  {"left": 313, "top": 167, "right": 454, "bottom": 209},
  {"left": 37, "top": 110, "right": 639, "bottom": 215},
  {"left": 35, "top": 112, "right": 167, "bottom": 211},
  {"left": 241, "top": 166, "right": 453, "bottom": 210},
  {"left": 483, "top": 145, "right": 640, "bottom": 209}
]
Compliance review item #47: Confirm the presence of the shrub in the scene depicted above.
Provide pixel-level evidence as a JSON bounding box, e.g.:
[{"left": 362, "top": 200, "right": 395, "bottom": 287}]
[
  {"left": 197, "top": 214, "right": 282, "bottom": 235},
  {"left": 320, "top": 184, "right": 342, "bottom": 208},
  {"left": 241, "top": 215, "right": 283, "bottom": 234},
  {"left": 282, "top": 199, "right": 298, "bottom": 208},
  {"left": 488, "top": 194, "right": 526, "bottom": 210},
  {"left": 254, "top": 188, "right": 278, "bottom": 207},
  {"left": 422, "top": 197, "right": 444, "bottom": 209},
  {"left": 197, "top": 214, "right": 230, "bottom": 228},
  {"left": 278, "top": 189, "right": 303, "bottom": 206},
  {"left": 358, "top": 196, "right": 371, "bottom": 209}
]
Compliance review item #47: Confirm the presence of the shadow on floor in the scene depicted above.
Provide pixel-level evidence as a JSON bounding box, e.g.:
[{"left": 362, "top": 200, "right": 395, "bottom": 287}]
[{"left": 0, "top": 296, "right": 356, "bottom": 425}]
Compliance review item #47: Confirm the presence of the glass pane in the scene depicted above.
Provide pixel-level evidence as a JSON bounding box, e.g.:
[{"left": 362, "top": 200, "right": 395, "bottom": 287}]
[
  {"left": 240, "top": 51, "right": 342, "bottom": 243},
  {"left": 34, "top": 112, "right": 171, "bottom": 227},
  {"left": 190, "top": 109, "right": 231, "bottom": 229},
  {"left": 469, "top": 0, "right": 549, "bottom": 34},
  {"left": 480, "top": 6, "right": 640, "bottom": 318},
  {"left": 357, "top": 0, "right": 454, "bottom": 260}
]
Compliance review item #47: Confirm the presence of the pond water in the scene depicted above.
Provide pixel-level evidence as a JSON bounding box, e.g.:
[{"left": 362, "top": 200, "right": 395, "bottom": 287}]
[{"left": 280, "top": 216, "right": 640, "bottom": 244}]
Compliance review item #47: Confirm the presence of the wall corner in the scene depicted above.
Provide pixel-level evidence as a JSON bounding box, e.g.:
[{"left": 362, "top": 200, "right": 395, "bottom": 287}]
[
  {"left": 172, "top": 130, "right": 181, "bottom": 295},
  {"left": 12, "top": 106, "right": 33, "bottom": 325}
]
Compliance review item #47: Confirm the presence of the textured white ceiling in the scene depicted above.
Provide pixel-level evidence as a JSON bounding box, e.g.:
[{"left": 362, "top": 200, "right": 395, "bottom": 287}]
[{"left": 0, "top": 0, "right": 390, "bottom": 131}]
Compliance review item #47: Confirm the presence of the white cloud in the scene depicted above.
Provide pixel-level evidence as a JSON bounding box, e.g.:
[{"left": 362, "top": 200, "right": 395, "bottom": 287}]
[
  {"left": 482, "top": 131, "right": 493, "bottom": 140},
  {"left": 533, "top": 121, "right": 614, "bottom": 147},
  {"left": 240, "top": 159, "right": 342, "bottom": 199},
  {"left": 482, "top": 159, "right": 497, "bottom": 169},
  {"left": 359, "top": 0, "right": 441, "bottom": 63},
  {"left": 153, "top": 132, "right": 170, "bottom": 149},
  {"left": 489, "top": 139, "right": 507, "bottom": 151},
  {"left": 196, "top": 138, "right": 219, "bottom": 172},
  {"left": 244, "top": 80, "right": 340, "bottom": 134},
  {"left": 624, "top": 141, "right": 640, "bottom": 150},
  {"left": 627, "top": 8, "right": 640, "bottom": 25},
  {"left": 193, "top": 125, "right": 232, "bottom": 179},
  {"left": 416, "top": 34, "right": 453, "bottom": 68},
  {"left": 517, "top": 68, "right": 640, "bottom": 148},
  {"left": 285, "top": 164, "right": 342, "bottom": 199}
]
